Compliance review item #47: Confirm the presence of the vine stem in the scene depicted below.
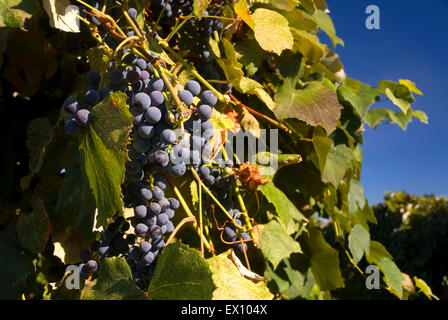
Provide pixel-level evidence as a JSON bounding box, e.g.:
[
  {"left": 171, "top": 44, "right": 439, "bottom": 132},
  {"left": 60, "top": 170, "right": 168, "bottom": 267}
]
[
  {"left": 222, "top": 147, "right": 259, "bottom": 246},
  {"left": 165, "top": 175, "right": 212, "bottom": 251},
  {"left": 121, "top": 8, "right": 144, "bottom": 39},
  {"left": 198, "top": 174, "right": 204, "bottom": 257},
  {"left": 165, "top": 17, "right": 190, "bottom": 42},
  {"left": 179, "top": 14, "right": 242, "bottom": 21},
  {"left": 76, "top": 0, "right": 126, "bottom": 37},
  {"left": 165, "top": 216, "right": 196, "bottom": 247},
  {"left": 190, "top": 167, "right": 243, "bottom": 230},
  {"left": 114, "top": 35, "right": 140, "bottom": 55},
  {"left": 228, "top": 94, "right": 290, "bottom": 133}
]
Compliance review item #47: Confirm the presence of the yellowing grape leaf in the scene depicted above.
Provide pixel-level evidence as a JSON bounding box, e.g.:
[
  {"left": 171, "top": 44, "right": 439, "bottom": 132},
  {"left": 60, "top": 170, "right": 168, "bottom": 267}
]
[{"left": 251, "top": 8, "right": 293, "bottom": 55}]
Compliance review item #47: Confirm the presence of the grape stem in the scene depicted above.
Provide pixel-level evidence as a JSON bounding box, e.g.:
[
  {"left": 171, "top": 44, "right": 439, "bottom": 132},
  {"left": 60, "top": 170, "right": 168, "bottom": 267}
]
[
  {"left": 121, "top": 8, "right": 144, "bottom": 40},
  {"left": 228, "top": 94, "right": 290, "bottom": 133},
  {"left": 114, "top": 35, "right": 140, "bottom": 55},
  {"left": 179, "top": 14, "right": 242, "bottom": 21},
  {"left": 190, "top": 167, "right": 243, "bottom": 231},
  {"left": 164, "top": 216, "right": 196, "bottom": 247},
  {"left": 165, "top": 174, "right": 213, "bottom": 252}
]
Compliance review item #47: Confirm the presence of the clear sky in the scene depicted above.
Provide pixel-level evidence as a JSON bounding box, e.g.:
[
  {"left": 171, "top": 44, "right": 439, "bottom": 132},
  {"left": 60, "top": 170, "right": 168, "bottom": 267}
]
[{"left": 323, "top": 0, "right": 448, "bottom": 204}]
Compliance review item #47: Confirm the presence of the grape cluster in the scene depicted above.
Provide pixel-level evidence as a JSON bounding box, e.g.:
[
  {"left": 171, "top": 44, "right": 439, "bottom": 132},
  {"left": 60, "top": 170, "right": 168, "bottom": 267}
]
[{"left": 62, "top": 70, "right": 110, "bottom": 133}]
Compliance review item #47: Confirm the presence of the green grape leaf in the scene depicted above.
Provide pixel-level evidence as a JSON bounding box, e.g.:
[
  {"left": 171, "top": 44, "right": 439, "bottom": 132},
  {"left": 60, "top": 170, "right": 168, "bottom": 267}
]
[
  {"left": 274, "top": 81, "right": 343, "bottom": 134},
  {"left": 259, "top": 220, "right": 302, "bottom": 269},
  {"left": 366, "top": 240, "right": 393, "bottom": 265},
  {"left": 87, "top": 46, "right": 113, "bottom": 73},
  {"left": 81, "top": 257, "right": 147, "bottom": 300},
  {"left": 312, "top": 9, "right": 344, "bottom": 47},
  {"left": 364, "top": 108, "right": 390, "bottom": 129},
  {"left": 412, "top": 110, "right": 428, "bottom": 124},
  {"left": 322, "top": 144, "right": 353, "bottom": 187},
  {"left": 79, "top": 92, "right": 132, "bottom": 230},
  {"left": 378, "top": 257, "right": 404, "bottom": 299},
  {"left": 290, "top": 28, "right": 325, "bottom": 64},
  {"left": 386, "top": 109, "right": 413, "bottom": 130},
  {"left": 348, "top": 180, "right": 366, "bottom": 218},
  {"left": 414, "top": 277, "right": 439, "bottom": 300},
  {"left": 147, "top": 241, "right": 215, "bottom": 299},
  {"left": 0, "top": 0, "right": 40, "bottom": 28},
  {"left": 251, "top": 8, "right": 294, "bottom": 55},
  {"left": 25, "top": 117, "right": 54, "bottom": 176},
  {"left": 258, "top": 178, "right": 306, "bottom": 234},
  {"left": 312, "top": 126, "right": 332, "bottom": 173},
  {"left": 302, "top": 228, "right": 344, "bottom": 291},
  {"left": 378, "top": 80, "right": 415, "bottom": 113},
  {"left": 348, "top": 224, "right": 370, "bottom": 264},
  {"left": 207, "top": 253, "right": 273, "bottom": 300},
  {"left": 17, "top": 198, "right": 52, "bottom": 254},
  {"left": 234, "top": 39, "right": 267, "bottom": 76},
  {"left": 0, "top": 227, "right": 34, "bottom": 299},
  {"left": 337, "top": 85, "right": 379, "bottom": 118}
]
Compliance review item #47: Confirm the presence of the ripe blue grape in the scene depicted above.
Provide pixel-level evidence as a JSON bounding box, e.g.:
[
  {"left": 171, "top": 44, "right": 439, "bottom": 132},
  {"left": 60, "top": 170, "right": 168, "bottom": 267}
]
[
  {"left": 84, "top": 89, "right": 100, "bottom": 105},
  {"left": 63, "top": 98, "right": 78, "bottom": 113},
  {"left": 134, "top": 204, "right": 147, "bottom": 218},
  {"left": 200, "top": 90, "right": 217, "bottom": 106},
  {"left": 168, "top": 162, "right": 186, "bottom": 177},
  {"left": 64, "top": 118, "right": 78, "bottom": 134},
  {"left": 86, "top": 260, "right": 98, "bottom": 272},
  {"left": 149, "top": 202, "right": 162, "bottom": 215},
  {"left": 161, "top": 128, "right": 176, "bottom": 144},
  {"left": 168, "top": 198, "right": 180, "bottom": 210},
  {"left": 127, "top": 7, "right": 137, "bottom": 19},
  {"left": 178, "top": 90, "right": 194, "bottom": 105},
  {"left": 138, "top": 124, "right": 155, "bottom": 139},
  {"left": 133, "top": 92, "right": 151, "bottom": 110},
  {"left": 197, "top": 104, "right": 213, "bottom": 121},
  {"left": 150, "top": 91, "right": 164, "bottom": 106},
  {"left": 157, "top": 213, "right": 169, "bottom": 225},
  {"left": 135, "top": 223, "right": 148, "bottom": 237},
  {"left": 109, "top": 69, "right": 125, "bottom": 85},
  {"left": 75, "top": 109, "right": 92, "bottom": 126},
  {"left": 145, "top": 107, "right": 162, "bottom": 124},
  {"left": 185, "top": 80, "right": 201, "bottom": 96},
  {"left": 86, "top": 70, "right": 101, "bottom": 86},
  {"left": 126, "top": 66, "right": 141, "bottom": 84},
  {"left": 139, "top": 241, "right": 152, "bottom": 254}
]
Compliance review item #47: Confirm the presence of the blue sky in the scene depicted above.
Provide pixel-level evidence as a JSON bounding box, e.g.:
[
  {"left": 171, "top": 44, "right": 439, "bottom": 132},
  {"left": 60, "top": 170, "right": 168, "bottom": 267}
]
[{"left": 323, "top": 0, "right": 448, "bottom": 204}]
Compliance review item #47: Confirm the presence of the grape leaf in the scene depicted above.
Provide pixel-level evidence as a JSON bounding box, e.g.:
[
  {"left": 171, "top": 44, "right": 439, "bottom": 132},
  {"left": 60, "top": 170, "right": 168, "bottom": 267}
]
[
  {"left": 348, "top": 224, "right": 370, "bottom": 264},
  {"left": 258, "top": 177, "right": 306, "bottom": 234},
  {"left": 17, "top": 197, "right": 52, "bottom": 254},
  {"left": 312, "top": 126, "right": 332, "bottom": 173},
  {"left": 399, "top": 79, "right": 423, "bottom": 95},
  {"left": 0, "top": 227, "right": 34, "bottom": 299},
  {"left": 79, "top": 92, "right": 132, "bottom": 230},
  {"left": 348, "top": 180, "right": 366, "bottom": 218},
  {"left": 366, "top": 240, "right": 393, "bottom": 265},
  {"left": 302, "top": 228, "right": 344, "bottom": 291},
  {"left": 207, "top": 253, "right": 273, "bottom": 300},
  {"left": 81, "top": 257, "right": 147, "bottom": 300},
  {"left": 259, "top": 220, "right": 302, "bottom": 269},
  {"left": 312, "top": 10, "right": 344, "bottom": 47},
  {"left": 378, "top": 257, "right": 404, "bottom": 299},
  {"left": 0, "top": 0, "right": 40, "bottom": 28},
  {"left": 274, "top": 81, "right": 343, "bottom": 134},
  {"left": 251, "top": 8, "right": 293, "bottom": 55},
  {"left": 414, "top": 277, "right": 439, "bottom": 300},
  {"left": 322, "top": 144, "right": 353, "bottom": 187},
  {"left": 290, "top": 28, "right": 325, "bottom": 64},
  {"left": 42, "top": 0, "right": 80, "bottom": 32},
  {"left": 147, "top": 241, "right": 215, "bottom": 299},
  {"left": 234, "top": 0, "right": 254, "bottom": 30}
]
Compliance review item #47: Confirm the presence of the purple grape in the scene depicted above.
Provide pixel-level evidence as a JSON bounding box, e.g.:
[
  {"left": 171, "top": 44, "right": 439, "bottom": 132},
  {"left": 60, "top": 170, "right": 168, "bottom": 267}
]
[
  {"left": 197, "top": 104, "right": 213, "bottom": 121},
  {"left": 86, "top": 260, "right": 98, "bottom": 272},
  {"left": 185, "top": 80, "right": 201, "bottom": 96},
  {"left": 74, "top": 109, "right": 92, "bottom": 126},
  {"left": 178, "top": 90, "right": 194, "bottom": 105},
  {"left": 63, "top": 98, "right": 78, "bottom": 114},
  {"left": 139, "top": 241, "right": 152, "bottom": 254},
  {"left": 135, "top": 223, "right": 148, "bottom": 237},
  {"left": 145, "top": 107, "right": 162, "bottom": 124},
  {"left": 84, "top": 89, "right": 100, "bottom": 106},
  {"left": 64, "top": 118, "right": 78, "bottom": 134},
  {"left": 86, "top": 70, "right": 101, "bottom": 86},
  {"left": 150, "top": 91, "right": 164, "bottom": 106},
  {"left": 200, "top": 90, "right": 217, "bottom": 106}
]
